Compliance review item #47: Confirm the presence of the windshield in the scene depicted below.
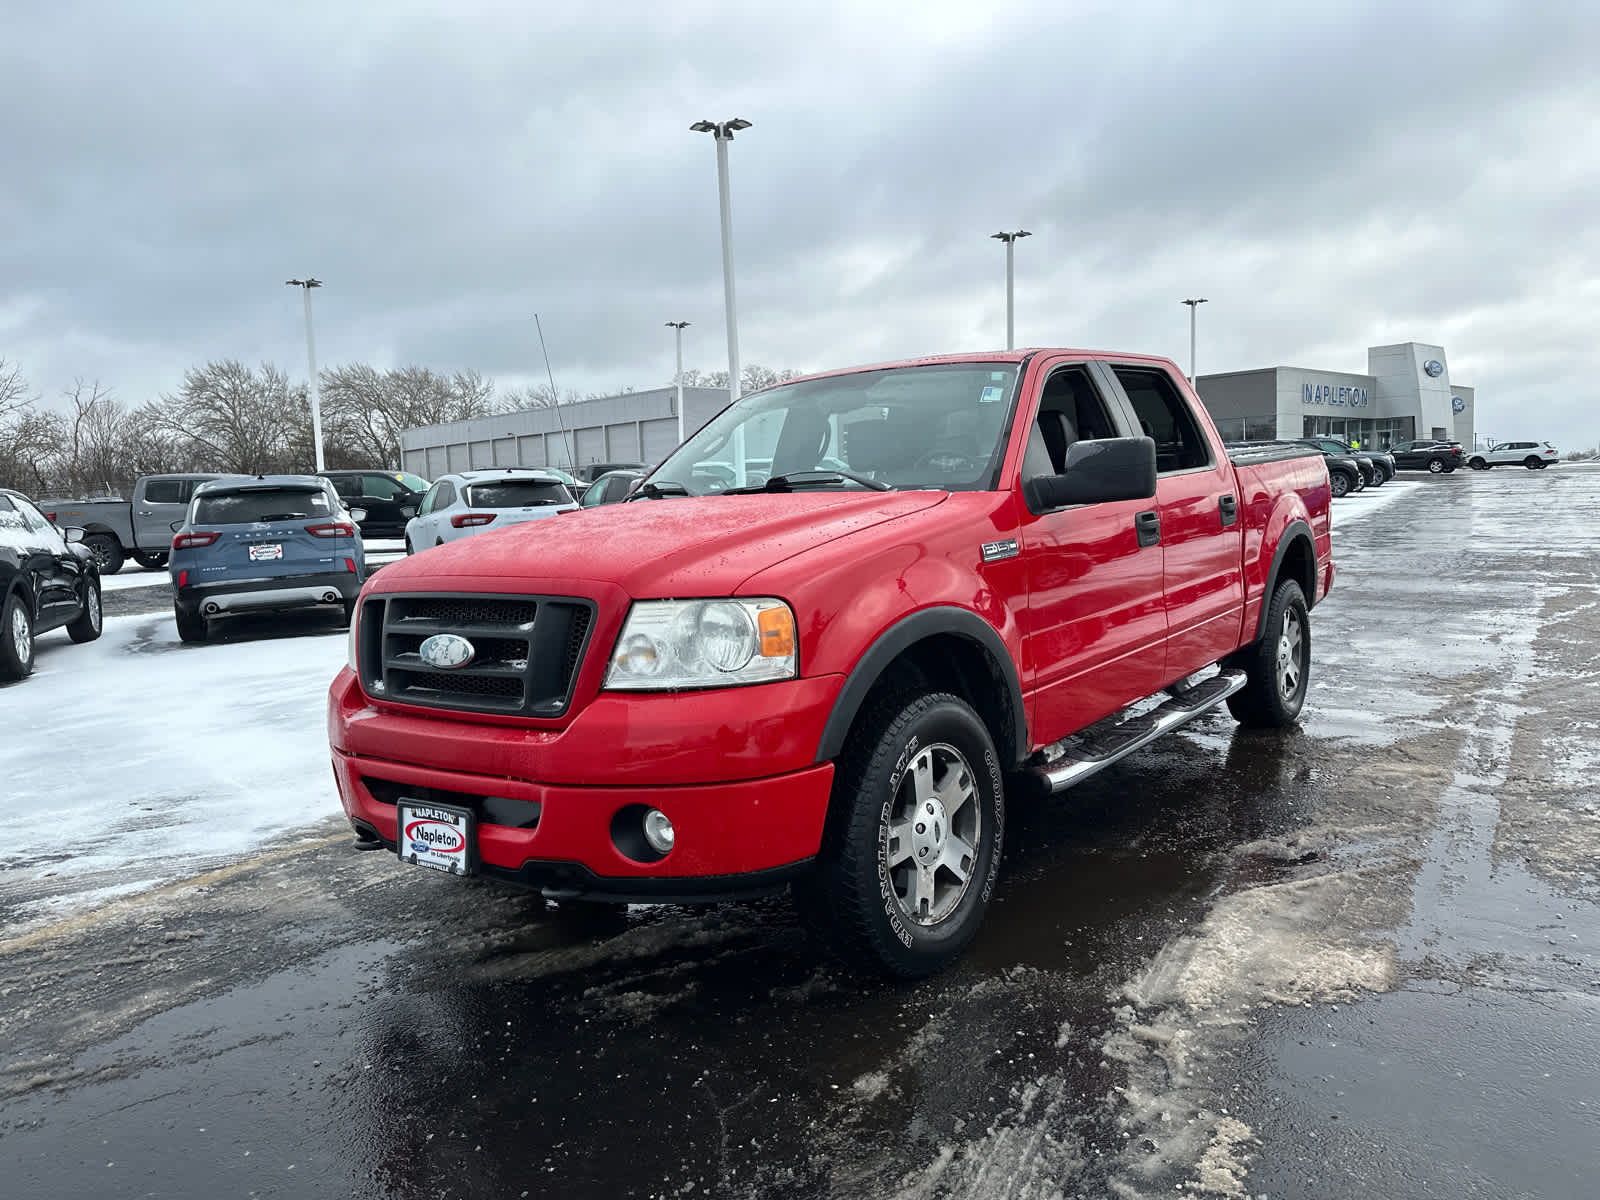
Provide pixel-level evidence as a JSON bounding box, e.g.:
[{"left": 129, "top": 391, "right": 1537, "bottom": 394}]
[
  {"left": 464, "top": 480, "right": 574, "bottom": 508},
  {"left": 647, "top": 363, "right": 1020, "bottom": 496},
  {"left": 194, "top": 486, "right": 332, "bottom": 524},
  {"left": 397, "top": 472, "right": 429, "bottom": 493}
]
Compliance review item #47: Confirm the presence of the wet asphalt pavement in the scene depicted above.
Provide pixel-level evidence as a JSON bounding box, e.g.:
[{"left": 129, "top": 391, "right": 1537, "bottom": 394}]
[{"left": 3, "top": 469, "right": 1598, "bottom": 1199}]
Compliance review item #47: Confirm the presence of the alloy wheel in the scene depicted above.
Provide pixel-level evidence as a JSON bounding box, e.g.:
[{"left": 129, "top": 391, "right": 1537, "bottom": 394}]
[
  {"left": 882, "top": 741, "right": 982, "bottom": 927},
  {"left": 1276, "top": 607, "right": 1304, "bottom": 701}
]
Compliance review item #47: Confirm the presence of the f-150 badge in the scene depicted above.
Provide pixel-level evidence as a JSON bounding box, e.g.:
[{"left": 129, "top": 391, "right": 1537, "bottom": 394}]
[{"left": 981, "top": 538, "right": 1019, "bottom": 563}]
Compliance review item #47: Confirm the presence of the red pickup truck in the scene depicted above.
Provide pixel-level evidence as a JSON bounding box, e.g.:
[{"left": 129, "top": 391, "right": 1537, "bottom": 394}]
[{"left": 329, "top": 351, "right": 1333, "bottom": 977}]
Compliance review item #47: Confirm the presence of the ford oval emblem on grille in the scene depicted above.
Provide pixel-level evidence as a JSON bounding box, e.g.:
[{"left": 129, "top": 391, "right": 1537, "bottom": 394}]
[{"left": 419, "top": 633, "right": 476, "bottom": 670}]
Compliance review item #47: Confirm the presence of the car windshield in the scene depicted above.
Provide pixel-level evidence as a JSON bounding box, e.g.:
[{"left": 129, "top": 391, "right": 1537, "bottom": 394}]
[
  {"left": 464, "top": 480, "right": 574, "bottom": 507},
  {"left": 194, "top": 486, "right": 332, "bottom": 524},
  {"left": 647, "top": 363, "right": 1020, "bottom": 496},
  {"left": 397, "top": 472, "right": 429, "bottom": 493}
]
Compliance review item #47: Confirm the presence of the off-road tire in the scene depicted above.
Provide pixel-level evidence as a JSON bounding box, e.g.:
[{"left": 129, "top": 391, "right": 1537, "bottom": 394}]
[
  {"left": 796, "top": 691, "right": 1005, "bottom": 979},
  {"left": 85, "top": 533, "right": 125, "bottom": 576},
  {"left": 174, "top": 602, "right": 209, "bottom": 644},
  {"left": 66, "top": 577, "right": 103, "bottom": 643},
  {"left": 1, "top": 590, "right": 35, "bottom": 680},
  {"left": 1227, "top": 579, "right": 1311, "bottom": 729}
]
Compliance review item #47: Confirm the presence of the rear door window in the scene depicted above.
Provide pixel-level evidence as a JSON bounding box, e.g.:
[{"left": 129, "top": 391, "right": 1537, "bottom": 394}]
[
  {"left": 142, "top": 479, "right": 185, "bottom": 504},
  {"left": 194, "top": 487, "right": 333, "bottom": 525},
  {"left": 1110, "top": 367, "right": 1212, "bottom": 473},
  {"left": 464, "top": 481, "right": 572, "bottom": 507}
]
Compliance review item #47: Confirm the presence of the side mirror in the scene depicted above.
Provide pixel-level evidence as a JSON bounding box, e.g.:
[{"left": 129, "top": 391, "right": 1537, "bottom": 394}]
[
  {"left": 169, "top": 520, "right": 184, "bottom": 532},
  {"left": 399, "top": 506, "right": 416, "bottom": 518},
  {"left": 1022, "top": 437, "right": 1157, "bottom": 512},
  {"left": 349, "top": 507, "right": 368, "bottom": 523},
  {"left": 64, "top": 526, "right": 86, "bottom": 544}
]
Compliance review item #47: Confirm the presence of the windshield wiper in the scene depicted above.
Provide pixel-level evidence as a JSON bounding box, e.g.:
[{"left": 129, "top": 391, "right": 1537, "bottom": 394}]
[
  {"left": 628, "top": 480, "right": 689, "bottom": 500},
  {"left": 725, "top": 470, "right": 893, "bottom": 494}
]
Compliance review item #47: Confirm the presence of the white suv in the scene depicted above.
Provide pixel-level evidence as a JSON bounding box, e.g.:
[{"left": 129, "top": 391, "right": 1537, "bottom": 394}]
[
  {"left": 404, "top": 469, "right": 579, "bottom": 552},
  {"left": 1466, "top": 441, "right": 1560, "bottom": 470}
]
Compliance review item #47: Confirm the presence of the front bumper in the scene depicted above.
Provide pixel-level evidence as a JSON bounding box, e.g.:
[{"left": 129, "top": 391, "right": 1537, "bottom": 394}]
[{"left": 327, "top": 667, "right": 842, "bottom": 897}]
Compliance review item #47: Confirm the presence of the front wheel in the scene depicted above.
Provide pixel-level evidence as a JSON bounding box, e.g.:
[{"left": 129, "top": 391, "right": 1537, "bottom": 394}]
[
  {"left": 1227, "top": 579, "right": 1310, "bottom": 729},
  {"left": 0, "top": 590, "right": 35, "bottom": 680},
  {"left": 1329, "top": 470, "right": 1351, "bottom": 499},
  {"left": 797, "top": 692, "right": 1005, "bottom": 979},
  {"left": 67, "top": 577, "right": 103, "bottom": 643}
]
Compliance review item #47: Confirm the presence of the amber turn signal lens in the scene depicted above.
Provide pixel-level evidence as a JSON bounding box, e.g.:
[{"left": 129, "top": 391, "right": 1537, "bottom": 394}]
[{"left": 757, "top": 606, "right": 795, "bottom": 657}]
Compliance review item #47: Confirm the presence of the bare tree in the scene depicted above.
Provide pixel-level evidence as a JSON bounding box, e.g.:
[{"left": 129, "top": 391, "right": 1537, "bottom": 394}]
[
  {"left": 319, "top": 365, "right": 503, "bottom": 467},
  {"left": 508, "top": 382, "right": 586, "bottom": 410},
  {"left": 154, "top": 360, "right": 301, "bottom": 474}
]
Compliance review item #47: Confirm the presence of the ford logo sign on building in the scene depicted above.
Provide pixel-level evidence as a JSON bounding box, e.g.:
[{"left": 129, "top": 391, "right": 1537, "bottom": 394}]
[
  {"left": 1452, "top": 396, "right": 1466, "bottom": 414},
  {"left": 1424, "top": 359, "right": 1445, "bottom": 377},
  {"left": 419, "top": 633, "right": 476, "bottom": 670}
]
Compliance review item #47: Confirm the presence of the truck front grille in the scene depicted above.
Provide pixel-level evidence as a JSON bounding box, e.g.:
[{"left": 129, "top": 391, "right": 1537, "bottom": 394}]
[{"left": 356, "top": 592, "right": 596, "bottom": 717}]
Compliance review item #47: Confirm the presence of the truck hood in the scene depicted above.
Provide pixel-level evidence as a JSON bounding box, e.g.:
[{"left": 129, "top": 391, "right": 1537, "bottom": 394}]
[{"left": 372, "top": 491, "right": 949, "bottom": 597}]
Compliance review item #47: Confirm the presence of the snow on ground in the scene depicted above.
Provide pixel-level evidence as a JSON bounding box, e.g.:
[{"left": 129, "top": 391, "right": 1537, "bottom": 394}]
[
  {"left": 1329, "top": 479, "right": 1419, "bottom": 527},
  {"left": 0, "top": 613, "right": 350, "bottom": 933}
]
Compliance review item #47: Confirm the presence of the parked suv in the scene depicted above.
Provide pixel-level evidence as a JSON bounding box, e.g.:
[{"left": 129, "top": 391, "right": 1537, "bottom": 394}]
[
  {"left": 404, "top": 469, "right": 579, "bottom": 553},
  {"left": 1389, "top": 440, "right": 1462, "bottom": 473},
  {"left": 580, "top": 469, "right": 646, "bottom": 507},
  {"left": 1466, "top": 441, "right": 1560, "bottom": 470},
  {"left": 318, "top": 470, "right": 430, "bottom": 540},
  {"left": 169, "top": 476, "right": 367, "bottom": 643},
  {"left": 1, "top": 488, "right": 103, "bottom": 679}
]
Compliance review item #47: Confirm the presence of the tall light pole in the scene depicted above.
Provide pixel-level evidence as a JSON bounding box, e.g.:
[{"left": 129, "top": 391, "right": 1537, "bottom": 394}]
[
  {"left": 665, "top": 321, "right": 690, "bottom": 447},
  {"left": 285, "top": 278, "right": 325, "bottom": 470},
  {"left": 991, "top": 230, "right": 1031, "bottom": 349},
  {"left": 1181, "top": 297, "right": 1208, "bottom": 385},
  {"left": 690, "top": 118, "right": 751, "bottom": 402}
]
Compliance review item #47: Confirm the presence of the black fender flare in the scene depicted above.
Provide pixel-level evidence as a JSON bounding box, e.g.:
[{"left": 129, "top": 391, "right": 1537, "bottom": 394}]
[
  {"left": 1253, "top": 519, "right": 1316, "bottom": 642},
  {"left": 77, "top": 523, "right": 125, "bottom": 545},
  {"left": 815, "top": 606, "right": 1029, "bottom": 767}
]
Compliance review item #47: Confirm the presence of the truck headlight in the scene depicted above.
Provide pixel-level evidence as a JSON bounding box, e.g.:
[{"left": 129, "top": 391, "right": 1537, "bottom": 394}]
[{"left": 604, "top": 599, "right": 797, "bottom": 690}]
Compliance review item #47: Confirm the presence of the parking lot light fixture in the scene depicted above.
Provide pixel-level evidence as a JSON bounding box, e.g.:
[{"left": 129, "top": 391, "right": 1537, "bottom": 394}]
[
  {"left": 285, "top": 278, "right": 325, "bottom": 471},
  {"left": 1182, "top": 297, "right": 1208, "bottom": 384},
  {"left": 690, "top": 119, "right": 751, "bottom": 402},
  {"left": 990, "top": 231, "right": 1031, "bottom": 350}
]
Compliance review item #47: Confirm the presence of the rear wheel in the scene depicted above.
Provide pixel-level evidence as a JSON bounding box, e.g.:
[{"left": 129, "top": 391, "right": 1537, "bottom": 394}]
[
  {"left": 1469, "top": 457, "right": 1488, "bottom": 470},
  {"left": 1, "top": 590, "right": 35, "bottom": 680},
  {"left": 1524, "top": 456, "right": 1542, "bottom": 469},
  {"left": 797, "top": 691, "right": 1005, "bottom": 979},
  {"left": 1427, "top": 457, "right": 1446, "bottom": 474},
  {"left": 131, "top": 551, "right": 168, "bottom": 570},
  {"left": 84, "top": 534, "right": 125, "bottom": 575},
  {"left": 1227, "top": 579, "right": 1310, "bottom": 729},
  {"left": 66, "top": 577, "right": 103, "bottom": 643},
  {"left": 174, "top": 603, "right": 209, "bottom": 644}
]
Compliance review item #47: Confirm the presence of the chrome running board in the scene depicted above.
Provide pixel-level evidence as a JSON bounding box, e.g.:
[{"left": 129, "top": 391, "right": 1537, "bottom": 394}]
[{"left": 1027, "top": 669, "right": 1247, "bottom": 794}]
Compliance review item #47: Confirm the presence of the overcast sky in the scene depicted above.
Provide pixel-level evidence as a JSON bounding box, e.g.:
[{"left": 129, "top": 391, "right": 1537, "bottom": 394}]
[{"left": 4, "top": 0, "right": 1597, "bottom": 449}]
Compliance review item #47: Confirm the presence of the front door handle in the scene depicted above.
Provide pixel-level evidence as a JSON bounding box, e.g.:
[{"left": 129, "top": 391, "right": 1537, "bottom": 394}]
[
  {"left": 1219, "top": 494, "right": 1238, "bottom": 527},
  {"left": 1135, "top": 510, "right": 1161, "bottom": 548}
]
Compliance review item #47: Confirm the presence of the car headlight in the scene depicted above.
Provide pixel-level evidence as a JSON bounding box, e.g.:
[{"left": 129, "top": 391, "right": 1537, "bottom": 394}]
[{"left": 604, "top": 599, "right": 797, "bottom": 690}]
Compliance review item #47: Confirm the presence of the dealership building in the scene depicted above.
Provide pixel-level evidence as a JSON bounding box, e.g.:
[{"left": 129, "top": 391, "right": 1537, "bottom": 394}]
[
  {"left": 399, "top": 384, "right": 732, "bottom": 480},
  {"left": 1195, "top": 341, "right": 1474, "bottom": 450}
]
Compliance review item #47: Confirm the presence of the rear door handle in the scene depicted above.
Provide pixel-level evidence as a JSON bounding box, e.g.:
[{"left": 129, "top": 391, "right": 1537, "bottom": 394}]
[
  {"left": 1135, "top": 510, "right": 1161, "bottom": 548},
  {"left": 1219, "top": 494, "right": 1238, "bottom": 527}
]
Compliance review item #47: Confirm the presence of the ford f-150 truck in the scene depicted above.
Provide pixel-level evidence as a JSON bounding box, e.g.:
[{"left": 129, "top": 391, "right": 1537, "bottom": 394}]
[{"left": 329, "top": 350, "right": 1334, "bottom": 977}]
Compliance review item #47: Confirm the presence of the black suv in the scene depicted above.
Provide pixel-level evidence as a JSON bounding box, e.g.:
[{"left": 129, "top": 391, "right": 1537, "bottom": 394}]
[
  {"left": 318, "top": 470, "right": 430, "bottom": 539},
  {"left": 0, "top": 488, "right": 103, "bottom": 680},
  {"left": 1388, "top": 440, "right": 1462, "bottom": 473}
]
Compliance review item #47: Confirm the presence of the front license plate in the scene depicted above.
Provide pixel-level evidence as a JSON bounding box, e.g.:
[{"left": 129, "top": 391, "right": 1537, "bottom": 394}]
[
  {"left": 248, "top": 543, "right": 283, "bottom": 561},
  {"left": 396, "top": 801, "right": 475, "bottom": 875}
]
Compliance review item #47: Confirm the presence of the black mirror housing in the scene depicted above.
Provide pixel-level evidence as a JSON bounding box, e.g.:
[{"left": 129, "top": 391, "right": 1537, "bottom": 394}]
[{"left": 1022, "top": 437, "right": 1157, "bottom": 512}]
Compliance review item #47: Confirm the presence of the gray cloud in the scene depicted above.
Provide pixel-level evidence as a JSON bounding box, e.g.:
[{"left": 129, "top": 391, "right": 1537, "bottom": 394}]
[{"left": 2, "top": 0, "right": 1597, "bottom": 447}]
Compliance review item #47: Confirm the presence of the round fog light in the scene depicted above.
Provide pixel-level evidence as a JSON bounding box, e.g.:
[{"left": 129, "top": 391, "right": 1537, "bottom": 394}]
[{"left": 642, "top": 808, "right": 675, "bottom": 855}]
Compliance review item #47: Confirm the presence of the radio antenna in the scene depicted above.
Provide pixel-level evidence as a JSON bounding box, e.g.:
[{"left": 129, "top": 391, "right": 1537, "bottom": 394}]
[{"left": 534, "top": 313, "right": 575, "bottom": 470}]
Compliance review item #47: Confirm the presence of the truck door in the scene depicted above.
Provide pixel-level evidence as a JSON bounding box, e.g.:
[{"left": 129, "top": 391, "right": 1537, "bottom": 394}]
[
  {"left": 1100, "top": 364, "right": 1245, "bottom": 683},
  {"left": 1016, "top": 361, "right": 1167, "bottom": 743},
  {"left": 134, "top": 476, "right": 211, "bottom": 552}
]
